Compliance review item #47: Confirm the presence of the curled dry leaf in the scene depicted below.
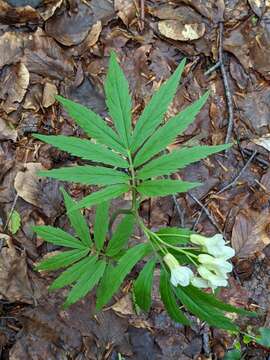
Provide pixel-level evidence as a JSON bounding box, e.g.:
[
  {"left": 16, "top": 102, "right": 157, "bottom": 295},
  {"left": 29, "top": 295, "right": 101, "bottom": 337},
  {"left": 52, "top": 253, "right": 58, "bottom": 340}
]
[
  {"left": 42, "top": 82, "right": 58, "bottom": 108},
  {"left": 158, "top": 21, "right": 205, "bottom": 41},
  {"left": 112, "top": 294, "right": 135, "bottom": 316},
  {"left": 253, "top": 134, "right": 270, "bottom": 152},
  {"left": 231, "top": 209, "right": 270, "bottom": 258},
  {"left": 80, "top": 20, "right": 102, "bottom": 50},
  {"left": 0, "top": 118, "right": 17, "bottom": 141},
  {"left": 0, "top": 62, "right": 29, "bottom": 114},
  {"left": 0, "top": 244, "right": 34, "bottom": 303},
  {"left": 115, "top": 0, "right": 137, "bottom": 27},
  {"left": 177, "top": 0, "right": 225, "bottom": 22}
]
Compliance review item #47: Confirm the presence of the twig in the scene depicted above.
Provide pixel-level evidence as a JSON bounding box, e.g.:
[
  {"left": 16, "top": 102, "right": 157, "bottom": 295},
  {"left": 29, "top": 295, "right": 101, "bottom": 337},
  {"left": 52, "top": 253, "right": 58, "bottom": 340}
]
[
  {"left": 219, "top": 22, "right": 234, "bottom": 146},
  {"left": 140, "top": 0, "right": 145, "bottom": 31},
  {"left": 242, "top": 148, "right": 269, "bottom": 168},
  {"left": 188, "top": 193, "right": 225, "bottom": 236},
  {"left": 217, "top": 150, "right": 257, "bottom": 194},
  {"left": 172, "top": 195, "right": 185, "bottom": 227},
  {"left": 204, "top": 61, "right": 221, "bottom": 76}
]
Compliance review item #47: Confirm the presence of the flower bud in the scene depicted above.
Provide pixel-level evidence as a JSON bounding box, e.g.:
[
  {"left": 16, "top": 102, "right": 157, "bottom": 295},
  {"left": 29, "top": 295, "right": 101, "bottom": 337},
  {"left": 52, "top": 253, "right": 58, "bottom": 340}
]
[{"left": 164, "top": 253, "right": 194, "bottom": 287}]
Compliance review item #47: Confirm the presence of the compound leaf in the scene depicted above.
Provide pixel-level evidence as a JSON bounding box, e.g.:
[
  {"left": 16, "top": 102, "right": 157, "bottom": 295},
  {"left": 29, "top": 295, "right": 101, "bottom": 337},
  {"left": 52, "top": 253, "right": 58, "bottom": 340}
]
[
  {"left": 50, "top": 255, "right": 97, "bottom": 290},
  {"left": 106, "top": 213, "right": 135, "bottom": 257},
  {"left": 105, "top": 51, "right": 132, "bottom": 148},
  {"left": 64, "top": 260, "right": 106, "bottom": 308},
  {"left": 36, "top": 248, "right": 89, "bottom": 271},
  {"left": 159, "top": 269, "right": 190, "bottom": 325},
  {"left": 137, "top": 180, "right": 200, "bottom": 197},
  {"left": 32, "top": 226, "right": 86, "bottom": 250},
  {"left": 156, "top": 227, "right": 192, "bottom": 245},
  {"left": 137, "top": 144, "right": 230, "bottom": 180},
  {"left": 33, "top": 134, "right": 128, "bottom": 168},
  {"left": 134, "top": 258, "right": 156, "bottom": 312},
  {"left": 130, "top": 59, "right": 186, "bottom": 153},
  {"left": 94, "top": 201, "right": 110, "bottom": 251},
  {"left": 185, "top": 286, "right": 256, "bottom": 317},
  {"left": 39, "top": 166, "right": 129, "bottom": 186},
  {"left": 96, "top": 243, "right": 152, "bottom": 310},
  {"left": 61, "top": 188, "right": 92, "bottom": 247},
  {"left": 175, "top": 287, "right": 238, "bottom": 331},
  {"left": 73, "top": 184, "right": 129, "bottom": 210},
  {"left": 134, "top": 92, "right": 209, "bottom": 167},
  {"left": 56, "top": 96, "right": 126, "bottom": 154}
]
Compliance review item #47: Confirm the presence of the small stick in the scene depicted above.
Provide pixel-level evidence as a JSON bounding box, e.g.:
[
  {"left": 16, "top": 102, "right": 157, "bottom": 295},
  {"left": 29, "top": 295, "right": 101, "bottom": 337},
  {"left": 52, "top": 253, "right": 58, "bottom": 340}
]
[
  {"left": 172, "top": 195, "right": 185, "bottom": 227},
  {"left": 217, "top": 150, "right": 257, "bottom": 194},
  {"left": 204, "top": 61, "right": 221, "bottom": 76},
  {"left": 140, "top": 0, "right": 145, "bottom": 31},
  {"left": 188, "top": 193, "right": 225, "bottom": 236},
  {"left": 218, "top": 22, "right": 234, "bottom": 146}
]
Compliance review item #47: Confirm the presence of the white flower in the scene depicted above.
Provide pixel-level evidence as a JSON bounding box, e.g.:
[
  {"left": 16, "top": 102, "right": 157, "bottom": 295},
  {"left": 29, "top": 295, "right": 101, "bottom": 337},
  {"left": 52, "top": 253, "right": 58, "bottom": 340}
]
[
  {"left": 190, "top": 233, "right": 235, "bottom": 259},
  {"left": 164, "top": 253, "right": 194, "bottom": 287},
  {"left": 191, "top": 276, "right": 210, "bottom": 288},
  {"left": 197, "top": 266, "right": 228, "bottom": 288},
  {"left": 198, "top": 254, "right": 232, "bottom": 276}
]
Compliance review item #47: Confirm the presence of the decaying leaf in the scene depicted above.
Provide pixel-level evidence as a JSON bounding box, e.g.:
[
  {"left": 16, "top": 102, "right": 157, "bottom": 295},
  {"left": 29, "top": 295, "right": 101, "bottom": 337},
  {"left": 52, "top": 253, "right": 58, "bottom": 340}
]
[
  {"left": 231, "top": 209, "right": 270, "bottom": 258},
  {"left": 158, "top": 21, "right": 205, "bottom": 41},
  {"left": 112, "top": 294, "right": 135, "bottom": 316},
  {"left": 14, "top": 162, "right": 62, "bottom": 218},
  {"left": 0, "top": 32, "right": 24, "bottom": 69},
  {"left": 248, "top": 0, "right": 267, "bottom": 16},
  {"left": 0, "top": 118, "right": 17, "bottom": 141},
  {"left": 14, "top": 163, "right": 44, "bottom": 206},
  {"left": 45, "top": 0, "right": 94, "bottom": 46},
  {"left": 0, "top": 244, "right": 34, "bottom": 303},
  {"left": 0, "top": 0, "right": 40, "bottom": 24},
  {"left": 0, "top": 62, "right": 29, "bottom": 113},
  {"left": 80, "top": 20, "right": 102, "bottom": 50},
  {"left": 42, "top": 82, "right": 58, "bottom": 108},
  {"left": 253, "top": 134, "right": 270, "bottom": 152},
  {"left": 115, "top": 0, "right": 137, "bottom": 27}
]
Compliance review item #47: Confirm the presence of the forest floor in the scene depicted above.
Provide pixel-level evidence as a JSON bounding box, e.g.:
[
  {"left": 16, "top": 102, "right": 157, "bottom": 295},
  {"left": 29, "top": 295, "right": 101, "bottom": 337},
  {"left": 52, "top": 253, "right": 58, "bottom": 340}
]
[{"left": 0, "top": 0, "right": 270, "bottom": 359}]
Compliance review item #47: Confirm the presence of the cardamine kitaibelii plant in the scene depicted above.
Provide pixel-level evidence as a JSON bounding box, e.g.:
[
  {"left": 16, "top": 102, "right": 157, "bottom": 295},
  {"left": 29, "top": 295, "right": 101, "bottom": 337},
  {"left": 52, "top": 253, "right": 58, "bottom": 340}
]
[{"left": 32, "top": 52, "right": 255, "bottom": 330}]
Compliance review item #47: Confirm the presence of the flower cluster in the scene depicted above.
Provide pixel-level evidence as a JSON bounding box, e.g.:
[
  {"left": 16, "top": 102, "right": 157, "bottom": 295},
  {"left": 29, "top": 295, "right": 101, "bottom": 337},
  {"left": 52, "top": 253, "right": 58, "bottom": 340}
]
[{"left": 163, "top": 234, "right": 235, "bottom": 290}]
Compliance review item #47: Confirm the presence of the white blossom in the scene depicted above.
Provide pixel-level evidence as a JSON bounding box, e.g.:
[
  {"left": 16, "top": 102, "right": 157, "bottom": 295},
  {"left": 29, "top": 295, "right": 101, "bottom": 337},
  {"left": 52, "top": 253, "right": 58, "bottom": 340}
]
[
  {"left": 163, "top": 253, "right": 194, "bottom": 287},
  {"left": 197, "top": 266, "right": 228, "bottom": 288},
  {"left": 198, "top": 254, "right": 232, "bottom": 275},
  {"left": 190, "top": 233, "right": 235, "bottom": 259}
]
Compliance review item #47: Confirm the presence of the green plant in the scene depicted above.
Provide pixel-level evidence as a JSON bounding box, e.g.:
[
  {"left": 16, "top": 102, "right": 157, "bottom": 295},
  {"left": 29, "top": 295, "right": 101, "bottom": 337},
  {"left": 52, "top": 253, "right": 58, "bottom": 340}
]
[{"left": 33, "top": 52, "right": 255, "bottom": 330}]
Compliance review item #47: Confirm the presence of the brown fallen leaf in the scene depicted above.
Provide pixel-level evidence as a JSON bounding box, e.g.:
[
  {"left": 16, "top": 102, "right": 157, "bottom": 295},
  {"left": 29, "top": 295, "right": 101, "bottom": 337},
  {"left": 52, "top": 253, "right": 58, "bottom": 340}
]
[
  {"left": 0, "top": 0, "right": 40, "bottom": 24},
  {"left": 0, "top": 32, "right": 24, "bottom": 69},
  {"left": 0, "top": 118, "right": 17, "bottom": 141},
  {"left": 0, "top": 242, "right": 34, "bottom": 303},
  {"left": 45, "top": 0, "right": 94, "bottom": 46},
  {"left": 115, "top": 0, "right": 137, "bottom": 27},
  {"left": 112, "top": 294, "right": 135, "bottom": 316},
  {"left": 231, "top": 209, "right": 270, "bottom": 258},
  {"left": 14, "top": 162, "right": 62, "bottom": 218},
  {"left": 158, "top": 20, "right": 205, "bottom": 41},
  {"left": 0, "top": 62, "right": 29, "bottom": 114},
  {"left": 42, "top": 82, "right": 58, "bottom": 108}
]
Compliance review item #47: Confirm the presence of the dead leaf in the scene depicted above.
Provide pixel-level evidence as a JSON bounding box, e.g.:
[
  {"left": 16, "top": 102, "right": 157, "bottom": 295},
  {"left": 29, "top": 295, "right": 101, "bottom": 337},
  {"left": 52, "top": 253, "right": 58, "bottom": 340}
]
[
  {"left": 24, "top": 27, "right": 74, "bottom": 80},
  {"left": 176, "top": 0, "right": 225, "bottom": 22},
  {"left": 115, "top": 0, "right": 137, "bottom": 27},
  {"left": 14, "top": 162, "right": 63, "bottom": 218},
  {"left": 112, "top": 294, "right": 135, "bottom": 316},
  {"left": 158, "top": 20, "right": 205, "bottom": 41},
  {"left": 0, "top": 32, "right": 24, "bottom": 69},
  {"left": 45, "top": 0, "right": 94, "bottom": 46},
  {"left": 253, "top": 134, "right": 270, "bottom": 152},
  {"left": 0, "top": 0, "right": 40, "bottom": 24},
  {"left": 14, "top": 162, "right": 44, "bottom": 206},
  {"left": 0, "top": 62, "right": 29, "bottom": 114},
  {"left": 0, "top": 244, "right": 34, "bottom": 303},
  {"left": 80, "top": 20, "right": 102, "bottom": 51},
  {"left": 23, "top": 83, "right": 43, "bottom": 111},
  {"left": 42, "top": 82, "right": 58, "bottom": 108},
  {"left": 0, "top": 118, "right": 17, "bottom": 141},
  {"left": 231, "top": 209, "right": 270, "bottom": 258},
  {"left": 248, "top": 0, "right": 266, "bottom": 16}
]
